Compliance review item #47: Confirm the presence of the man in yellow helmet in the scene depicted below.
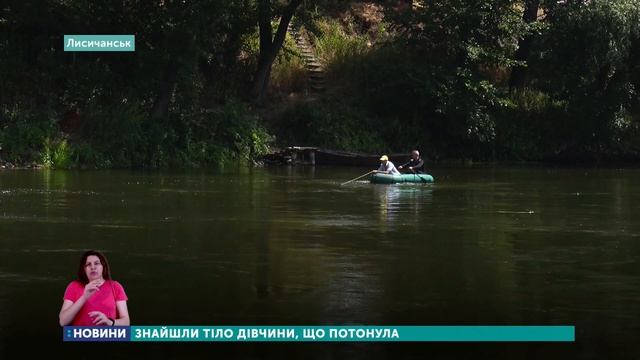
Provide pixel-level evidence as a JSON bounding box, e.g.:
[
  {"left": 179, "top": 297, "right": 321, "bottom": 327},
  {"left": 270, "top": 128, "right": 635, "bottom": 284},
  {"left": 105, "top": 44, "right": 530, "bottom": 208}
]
[{"left": 374, "top": 155, "right": 400, "bottom": 175}]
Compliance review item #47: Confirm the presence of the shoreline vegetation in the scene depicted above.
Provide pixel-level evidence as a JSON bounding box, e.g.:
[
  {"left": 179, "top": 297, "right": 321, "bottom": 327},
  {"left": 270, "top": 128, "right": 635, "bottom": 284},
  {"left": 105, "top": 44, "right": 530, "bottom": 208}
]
[{"left": 1, "top": 1, "right": 639, "bottom": 170}]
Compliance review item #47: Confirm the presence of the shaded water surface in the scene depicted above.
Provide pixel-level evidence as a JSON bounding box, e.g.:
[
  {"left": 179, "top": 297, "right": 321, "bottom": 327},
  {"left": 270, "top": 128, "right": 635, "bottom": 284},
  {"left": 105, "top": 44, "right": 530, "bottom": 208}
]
[{"left": 1, "top": 167, "right": 639, "bottom": 359}]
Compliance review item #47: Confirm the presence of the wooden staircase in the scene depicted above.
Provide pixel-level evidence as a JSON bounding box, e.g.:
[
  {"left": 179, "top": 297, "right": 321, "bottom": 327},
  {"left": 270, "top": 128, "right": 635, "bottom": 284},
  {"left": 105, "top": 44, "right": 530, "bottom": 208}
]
[{"left": 288, "top": 23, "right": 326, "bottom": 93}]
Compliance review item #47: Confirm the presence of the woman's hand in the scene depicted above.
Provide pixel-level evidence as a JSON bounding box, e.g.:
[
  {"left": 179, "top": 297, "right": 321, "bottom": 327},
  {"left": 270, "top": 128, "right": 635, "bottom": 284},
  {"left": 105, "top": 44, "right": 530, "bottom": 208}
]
[
  {"left": 88, "top": 311, "right": 111, "bottom": 326},
  {"left": 82, "top": 280, "right": 104, "bottom": 300}
]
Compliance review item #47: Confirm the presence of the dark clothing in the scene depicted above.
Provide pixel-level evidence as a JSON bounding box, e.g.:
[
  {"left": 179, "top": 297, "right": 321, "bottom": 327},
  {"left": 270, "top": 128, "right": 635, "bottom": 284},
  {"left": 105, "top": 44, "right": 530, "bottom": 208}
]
[{"left": 400, "top": 158, "right": 424, "bottom": 173}]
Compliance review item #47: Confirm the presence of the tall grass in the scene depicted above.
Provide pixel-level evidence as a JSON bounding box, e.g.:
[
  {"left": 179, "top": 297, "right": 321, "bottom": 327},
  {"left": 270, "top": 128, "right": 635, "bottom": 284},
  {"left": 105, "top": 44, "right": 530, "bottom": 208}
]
[
  {"left": 270, "top": 33, "right": 308, "bottom": 95},
  {"left": 310, "top": 19, "right": 370, "bottom": 80}
]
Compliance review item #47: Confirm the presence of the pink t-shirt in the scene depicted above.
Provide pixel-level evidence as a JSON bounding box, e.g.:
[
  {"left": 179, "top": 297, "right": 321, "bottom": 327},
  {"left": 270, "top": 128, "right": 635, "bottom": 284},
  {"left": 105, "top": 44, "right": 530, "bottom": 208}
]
[{"left": 63, "top": 280, "right": 128, "bottom": 326}]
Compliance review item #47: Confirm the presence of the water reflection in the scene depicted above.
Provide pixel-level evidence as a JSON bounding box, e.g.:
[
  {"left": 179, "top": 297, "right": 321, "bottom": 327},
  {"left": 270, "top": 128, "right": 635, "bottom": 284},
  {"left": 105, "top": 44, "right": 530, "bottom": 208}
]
[
  {"left": 372, "top": 185, "right": 433, "bottom": 228},
  {"left": 1, "top": 167, "right": 640, "bottom": 359}
]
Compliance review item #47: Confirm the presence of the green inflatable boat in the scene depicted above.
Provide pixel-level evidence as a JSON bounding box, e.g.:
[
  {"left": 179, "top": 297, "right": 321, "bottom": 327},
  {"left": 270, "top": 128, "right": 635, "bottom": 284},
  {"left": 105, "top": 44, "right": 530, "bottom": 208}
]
[{"left": 370, "top": 173, "right": 434, "bottom": 184}]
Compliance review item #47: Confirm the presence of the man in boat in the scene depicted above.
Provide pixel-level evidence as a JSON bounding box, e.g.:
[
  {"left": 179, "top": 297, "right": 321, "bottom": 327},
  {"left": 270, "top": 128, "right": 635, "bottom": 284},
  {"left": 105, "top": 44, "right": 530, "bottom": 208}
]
[
  {"left": 374, "top": 155, "right": 400, "bottom": 175},
  {"left": 398, "top": 150, "right": 424, "bottom": 173}
]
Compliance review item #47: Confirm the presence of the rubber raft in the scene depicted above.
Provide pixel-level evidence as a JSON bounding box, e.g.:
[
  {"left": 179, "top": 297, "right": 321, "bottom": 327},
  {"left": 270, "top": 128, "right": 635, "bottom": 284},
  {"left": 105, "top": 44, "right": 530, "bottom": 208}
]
[{"left": 370, "top": 173, "right": 435, "bottom": 184}]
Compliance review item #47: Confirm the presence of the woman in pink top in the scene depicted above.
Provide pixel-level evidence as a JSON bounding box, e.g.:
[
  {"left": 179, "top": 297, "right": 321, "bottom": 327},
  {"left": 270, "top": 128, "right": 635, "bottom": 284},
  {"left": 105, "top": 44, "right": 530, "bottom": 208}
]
[{"left": 59, "top": 250, "right": 130, "bottom": 326}]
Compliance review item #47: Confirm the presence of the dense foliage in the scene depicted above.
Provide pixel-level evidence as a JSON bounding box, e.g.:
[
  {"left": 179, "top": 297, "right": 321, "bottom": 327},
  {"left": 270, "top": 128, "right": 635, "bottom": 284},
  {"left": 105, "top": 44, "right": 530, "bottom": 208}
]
[{"left": 1, "top": 0, "right": 638, "bottom": 167}]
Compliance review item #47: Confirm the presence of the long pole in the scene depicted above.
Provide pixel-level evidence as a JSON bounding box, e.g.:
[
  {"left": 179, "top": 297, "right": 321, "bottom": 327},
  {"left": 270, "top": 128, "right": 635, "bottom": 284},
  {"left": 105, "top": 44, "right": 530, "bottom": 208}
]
[{"left": 340, "top": 170, "right": 374, "bottom": 186}]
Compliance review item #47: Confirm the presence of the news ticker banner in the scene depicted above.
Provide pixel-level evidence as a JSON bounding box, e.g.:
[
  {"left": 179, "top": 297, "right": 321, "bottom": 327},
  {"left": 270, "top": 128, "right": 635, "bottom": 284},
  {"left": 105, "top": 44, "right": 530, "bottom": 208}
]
[
  {"left": 64, "top": 35, "right": 135, "bottom": 52},
  {"left": 64, "top": 326, "right": 575, "bottom": 342}
]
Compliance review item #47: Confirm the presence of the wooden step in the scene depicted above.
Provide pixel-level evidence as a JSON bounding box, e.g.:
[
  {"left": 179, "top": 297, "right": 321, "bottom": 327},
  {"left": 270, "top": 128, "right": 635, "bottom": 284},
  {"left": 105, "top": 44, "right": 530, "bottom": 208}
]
[{"left": 289, "top": 24, "right": 329, "bottom": 94}]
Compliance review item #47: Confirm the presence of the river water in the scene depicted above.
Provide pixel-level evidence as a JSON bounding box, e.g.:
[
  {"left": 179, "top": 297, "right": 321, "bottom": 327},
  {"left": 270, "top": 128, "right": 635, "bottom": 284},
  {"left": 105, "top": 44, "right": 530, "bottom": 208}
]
[{"left": 1, "top": 166, "right": 639, "bottom": 359}]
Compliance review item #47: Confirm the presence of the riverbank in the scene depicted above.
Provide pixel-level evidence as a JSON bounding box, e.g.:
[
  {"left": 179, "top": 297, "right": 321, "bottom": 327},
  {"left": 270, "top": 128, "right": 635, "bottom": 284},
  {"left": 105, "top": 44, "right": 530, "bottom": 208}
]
[{"left": 2, "top": 2, "right": 638, "bottom": 170}]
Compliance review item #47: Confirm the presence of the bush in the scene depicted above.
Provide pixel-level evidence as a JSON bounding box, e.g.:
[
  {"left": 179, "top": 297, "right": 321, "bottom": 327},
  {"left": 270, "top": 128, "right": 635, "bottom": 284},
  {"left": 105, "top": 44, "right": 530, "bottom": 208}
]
[
  {"left": 0, "top": 104, "right": 57, "bottom": 165},
  {"left": 41, "top": 137, "right": 73, "bottom": 169},
  {"left": 81, "top": 100, "right": 149, "bottom": 168},
  {"left": 179, "top": 101, "right": 274, "bottom": 167},
  {"left": 276, "top": 100, "right": 384, "bottom": 152}
]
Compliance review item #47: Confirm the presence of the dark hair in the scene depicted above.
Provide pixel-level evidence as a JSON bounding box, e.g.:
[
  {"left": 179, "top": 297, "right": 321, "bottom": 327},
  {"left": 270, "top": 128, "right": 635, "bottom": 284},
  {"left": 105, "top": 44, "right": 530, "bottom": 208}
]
[{"left": 77, "top": 250, "right": 112, "bottom": 284}]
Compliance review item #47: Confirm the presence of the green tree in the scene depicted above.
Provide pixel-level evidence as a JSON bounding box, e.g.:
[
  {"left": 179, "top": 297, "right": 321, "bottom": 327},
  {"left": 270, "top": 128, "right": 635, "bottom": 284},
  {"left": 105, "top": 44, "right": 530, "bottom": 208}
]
[
  {"left": 250, "top": 0, "right": 303, "bottom": 103},
  {"left": 530, "top": 0, "right": 640, "bottom": 158},
  {"left": 373, "top": 0, "right": 526, "bottom": 157}
]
